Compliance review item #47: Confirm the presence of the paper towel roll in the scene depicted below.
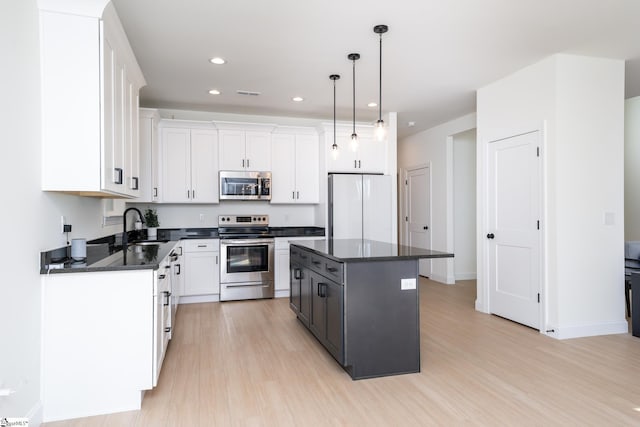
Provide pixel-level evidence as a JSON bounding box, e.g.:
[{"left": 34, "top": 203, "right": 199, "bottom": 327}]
[{"left": 71, "top": 238, "right": 87, "bottom": 261}]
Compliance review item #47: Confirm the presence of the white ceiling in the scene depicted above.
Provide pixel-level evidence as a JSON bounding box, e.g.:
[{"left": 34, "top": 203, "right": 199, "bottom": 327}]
[{"left": 111, "top": 0, "right": 640, "bottom": 139}]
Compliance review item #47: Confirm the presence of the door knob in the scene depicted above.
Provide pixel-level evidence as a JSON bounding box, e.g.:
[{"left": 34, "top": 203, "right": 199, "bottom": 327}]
[
  {"left": 487, "top": 233, "right": 495, "bottom": 239},
  {"left": 423, "top": 226, "right": 428, "bottom": 230}
]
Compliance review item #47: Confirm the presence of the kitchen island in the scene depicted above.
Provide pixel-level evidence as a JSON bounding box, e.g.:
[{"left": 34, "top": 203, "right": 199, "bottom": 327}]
[{"left": 289, "top": 239, "right": 453, "bottom": 380}]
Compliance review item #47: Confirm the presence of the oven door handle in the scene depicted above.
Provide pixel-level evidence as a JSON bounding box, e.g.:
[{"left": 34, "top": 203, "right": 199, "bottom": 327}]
[{"left": 221, "top": 239, "right": 274, "bottom": 245}]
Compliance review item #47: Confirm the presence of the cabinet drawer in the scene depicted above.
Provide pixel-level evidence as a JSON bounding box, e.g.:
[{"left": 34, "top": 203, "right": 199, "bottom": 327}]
[
  {"left": 322, "top": 258, "right": 344, "bottom": 283},
  {"left": 184, "top": 239, "right": 219, "bottom": 253}
]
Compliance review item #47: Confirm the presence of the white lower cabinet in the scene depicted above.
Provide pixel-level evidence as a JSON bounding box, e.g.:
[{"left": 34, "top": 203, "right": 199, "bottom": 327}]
[
  {"left": 153, "top": 260, "right": 171, "bottom": 386},
  {"left": 182, "top": 239, "right": 220, "bottom": 303},
  {"left": 41, "top": 270, "right": 155, "bottom": 422},
  {"left": 274, "top": 236, "right": 324, "bottom": 298}
]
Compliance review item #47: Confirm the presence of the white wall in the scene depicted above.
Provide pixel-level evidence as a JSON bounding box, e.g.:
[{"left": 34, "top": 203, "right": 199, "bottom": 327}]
[
  {"left": 453, "top": 129, "right": 477, "bottom": 280},
  {"left": 477, "top": 54, "right": 626, "bottom": 339},
  {"left": 1, "top": 2, "right": 122, "bottom": 423},
  {"left": 128, "top": 202, "right": 317, "bottom": 228},
  {"left": 625, "top": 96, "right": 640, "bottom": 240},
  {"left": 398, "top": 113, "right": 476, "bottom": 284}
]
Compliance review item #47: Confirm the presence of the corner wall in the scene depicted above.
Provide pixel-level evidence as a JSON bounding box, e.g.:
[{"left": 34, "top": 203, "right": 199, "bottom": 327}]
[
  {"left": 477, "top": 54, "right": 626, "bottom": 338},
  {"left": 1, "top": 2, "right": 122, "bottom": 423},
  {"left": 625, "top": 97, "right": 640, "bottom": 240},
  {"left": 398, "top": 113, "right": 476, "bottom": 284}
]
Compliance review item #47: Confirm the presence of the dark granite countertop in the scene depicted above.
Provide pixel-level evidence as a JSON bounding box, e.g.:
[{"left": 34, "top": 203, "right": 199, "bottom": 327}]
[
  {"left": 290, "top": 239, "right": 454, "bottom": 262},
  {"left": 41, "top": 226, "right": 325, "bottom": 274}
]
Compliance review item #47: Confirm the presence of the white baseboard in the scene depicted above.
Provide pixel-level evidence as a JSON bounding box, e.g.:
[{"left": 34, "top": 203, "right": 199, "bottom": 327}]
[
  {"left": 428, "top": 272, "right": 456, "bottom": 285},
  {"left": 274, "top": 290, "right": 289, "bottom": 299},
  {"left": 28, "top": 400, "right": 43, "bottom": 427},
  {"left": 455, "top": 272, "right": 477, "bottom": 281},
  {"left": 548, "top": 320, "right": 629, "bottom": 340},
  {"left": 179, "top": 294, "right": 219, "bottom": 304}
]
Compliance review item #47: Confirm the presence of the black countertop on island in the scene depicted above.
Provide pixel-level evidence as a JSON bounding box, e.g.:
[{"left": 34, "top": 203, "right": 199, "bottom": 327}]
[{"left": 290, "top": 238, "right": 454, "bottom": 262}]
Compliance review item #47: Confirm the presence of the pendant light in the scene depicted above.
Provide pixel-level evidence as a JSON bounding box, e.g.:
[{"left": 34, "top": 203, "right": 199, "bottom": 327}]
[
  {"left": 330, "top": 74, "right": 340, "bottom": 160},
  {"left": 348, "top": 53, "right": 360, "bottom": 152},
  {"left": 373, "top": 24, "right": 388, "bottom": 141}
]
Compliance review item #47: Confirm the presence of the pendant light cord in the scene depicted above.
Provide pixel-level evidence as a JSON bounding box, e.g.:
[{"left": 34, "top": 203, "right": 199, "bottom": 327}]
[
  {"left": 352, "top": 58, "right": 356, "bottom": 135},
  {"left": 378, "top": 33, "right": 382, "bottom": 121},
  {"left": 333, "top": 78, "right": 336, "bottom": 145}
]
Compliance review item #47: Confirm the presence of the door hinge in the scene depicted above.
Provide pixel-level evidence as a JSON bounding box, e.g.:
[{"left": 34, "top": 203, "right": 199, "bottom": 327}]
[
  {"left": 405, "top": 216, "right": 408, "bottom": 222},
  {"left": 537, "top": 293, "right": 540, "bottom": 303},
  {"left": 536, "top": 146, "right": 540, "bottom": 157},
  {"left": 405, "top": 179, "right": 408, "bottom": 185},
  {"left": 537, "top": 220, "right": 540, "bottom": 230}
]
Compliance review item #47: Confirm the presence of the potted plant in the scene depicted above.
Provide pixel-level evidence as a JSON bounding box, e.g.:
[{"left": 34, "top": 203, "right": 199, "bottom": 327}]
[{"left": 144, "top": 208, "right": 160, "bottom": 240}]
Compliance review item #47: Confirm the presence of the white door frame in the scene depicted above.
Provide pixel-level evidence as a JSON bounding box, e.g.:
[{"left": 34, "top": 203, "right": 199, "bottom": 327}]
[{"left": 478, "top": 122, "right": 547, "bottom": 333}]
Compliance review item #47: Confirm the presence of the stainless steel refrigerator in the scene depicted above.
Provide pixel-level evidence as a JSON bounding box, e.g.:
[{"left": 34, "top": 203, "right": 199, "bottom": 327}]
[{"left": 328, "top": 173, "right": 392, "bottom": 243}]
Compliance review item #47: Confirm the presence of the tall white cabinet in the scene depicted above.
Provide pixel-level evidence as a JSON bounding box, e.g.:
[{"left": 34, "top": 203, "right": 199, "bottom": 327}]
[
  {"left": 39, "top": 2, "right": 145, "bottom": 197},
  {"left": 160, "top": 121, "right": 219, "bottom": 203},
  {"left": 271, "top": 129, "right": 320, "bottom": 204}
]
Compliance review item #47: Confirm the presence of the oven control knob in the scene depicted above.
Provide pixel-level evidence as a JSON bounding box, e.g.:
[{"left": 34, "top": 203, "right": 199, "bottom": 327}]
[{"left": 226, "top": 217, "right": 230, "bottom": 221}]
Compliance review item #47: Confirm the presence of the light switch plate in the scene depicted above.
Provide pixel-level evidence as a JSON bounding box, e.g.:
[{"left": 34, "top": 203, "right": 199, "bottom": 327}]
[{"left": 401, "top": 278, "right": 416, "bottom": 290}]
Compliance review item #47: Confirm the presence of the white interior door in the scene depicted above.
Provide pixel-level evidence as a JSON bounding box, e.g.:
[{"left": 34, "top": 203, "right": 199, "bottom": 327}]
[
  {"left": 407, "top": 167, "right": 431, "bottom": 276},
  {"left": 487, "top": 131, "right": 541, "bottom": 329}
]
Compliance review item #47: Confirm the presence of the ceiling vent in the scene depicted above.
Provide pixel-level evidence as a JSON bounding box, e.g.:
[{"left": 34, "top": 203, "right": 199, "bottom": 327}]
[{"left": 236, "top": 90, "right": 261, "bottom": 96}]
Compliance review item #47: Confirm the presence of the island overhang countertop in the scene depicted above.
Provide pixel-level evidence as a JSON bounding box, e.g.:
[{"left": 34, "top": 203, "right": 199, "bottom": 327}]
[{"left": 289, "top": 238, "right": 454, "bottom": 262}]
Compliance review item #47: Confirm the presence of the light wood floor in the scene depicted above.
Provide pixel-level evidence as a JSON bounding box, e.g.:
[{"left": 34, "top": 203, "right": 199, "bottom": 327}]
[{"left": 45, "top": 278, "right": 640, "bottom": 426}]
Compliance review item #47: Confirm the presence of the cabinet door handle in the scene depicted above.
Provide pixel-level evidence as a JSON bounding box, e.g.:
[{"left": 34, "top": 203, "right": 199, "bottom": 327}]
[
  {"left": 294, "top": 268, "right": 301, "bottom": 280},
  {"left": 326, "top": 266, "right": 338, "bottom": 273},
  {"left": 197, "top": 244, "right": 207, "bottom": 248},
  {"left": 216, "top": 255, "right": 219, "bottom": 264},
  {"left": 247, "top": 159, "right": 250, "bottom": 168},
  {"left": 153, "top": 187, "right": 158, "bottom": 197},
  {"left": 317, "top": 283, "right": 327, "bottom": 298},
  {"left": 242, "top": 159, "right": 245, "bottom": 168},
  {"left": 354, "top": 160, "right": 357, "bottom": 169},
  {"left": 312, "top": 260, "right": 321, "bottom": 266},
  {"left": 296, "top": 191, "right": 299, "bottom": 199},
  {"left": 292, "top": 191, "right": 295, "bottom": 200},
  {"left": 131, "top": 176, "right": 139, "bottom": 190},
  {"left": 158, "top": 274, "right": 166, "bottom": 279},
  {"left": 176, "top": 264, "right": 181, "bottom": 275},
  {"left": 187, "top": 189, "right": 190, "bottom": 199},
  {"left": 358, "top": 160, "right": 361, "bottom": 168},
  {"left": 114, "top": 168, "right": 123, "bottom": 184},
  {"left": 164, "top": 327, "right": 171, "bottom": 333},
  {"left": 163, "top": 290, "right": 171, "bottom": 306}
]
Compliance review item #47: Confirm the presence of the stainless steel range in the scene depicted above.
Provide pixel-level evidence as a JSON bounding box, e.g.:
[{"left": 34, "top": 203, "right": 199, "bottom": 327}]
[{"left": 218, "top": 215, "right": 274, "bottom": 301}]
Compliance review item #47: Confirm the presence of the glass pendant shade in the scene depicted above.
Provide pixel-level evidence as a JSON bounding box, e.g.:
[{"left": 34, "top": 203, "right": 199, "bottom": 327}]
[
  {"left": 374, "top": 119, "right": 386, "bottom": 141},
  {"left": 350, "top": 132, "right": 358, "bottom": 152}
]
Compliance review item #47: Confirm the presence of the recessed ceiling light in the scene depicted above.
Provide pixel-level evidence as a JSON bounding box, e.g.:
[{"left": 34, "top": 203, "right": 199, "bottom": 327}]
[
  {"left": 368, "top": 102, "right": 377, "bottom": 107},
  {"left": 209, "top": 57, "right": 226, "bottom": 65},
  {"left": 292, "top": 96, "right": 304, "bottom": 102},
  {"left": 208, "top": 89, "right": 221, "bottom": 95}
]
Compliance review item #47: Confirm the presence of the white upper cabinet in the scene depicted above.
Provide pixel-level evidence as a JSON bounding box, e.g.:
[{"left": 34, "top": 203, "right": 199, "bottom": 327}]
[
  {"left": 160, "top": 121, "right": 219, "bottom": 204},
  {"left": 137, "top": 108, "right": 161, "bottom": 203},
  {"left": 326, "top": 125, "right": 386, "bottom": 174},
  {"left": 39, "top": 2, "right": 145, "bottom": 197},
  {"left": 217, "top": 123, "right": 274, "bottom": 171},
  {"left": 271, "top": 130, "right": 319, "bottom": 204}
]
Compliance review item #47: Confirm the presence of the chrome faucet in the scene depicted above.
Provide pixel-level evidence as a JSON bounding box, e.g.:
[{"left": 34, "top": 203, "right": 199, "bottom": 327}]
[{"left": 122, "top": 207, "right": 144, "bottom": 247}]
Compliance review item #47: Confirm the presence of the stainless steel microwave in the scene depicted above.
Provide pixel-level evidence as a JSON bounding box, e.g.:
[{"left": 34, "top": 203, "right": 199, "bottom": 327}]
[{"left": 219, "top": 171, "right": 272, "bottom": 200}]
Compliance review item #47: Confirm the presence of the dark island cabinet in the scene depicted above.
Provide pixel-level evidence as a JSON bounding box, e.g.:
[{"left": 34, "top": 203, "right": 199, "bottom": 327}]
[
  {"left": 309, "top": 270, "right": 344, "bottom": 363},
  {"left": 289, "top": 239, "right": 454, "bottom": 380}
]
